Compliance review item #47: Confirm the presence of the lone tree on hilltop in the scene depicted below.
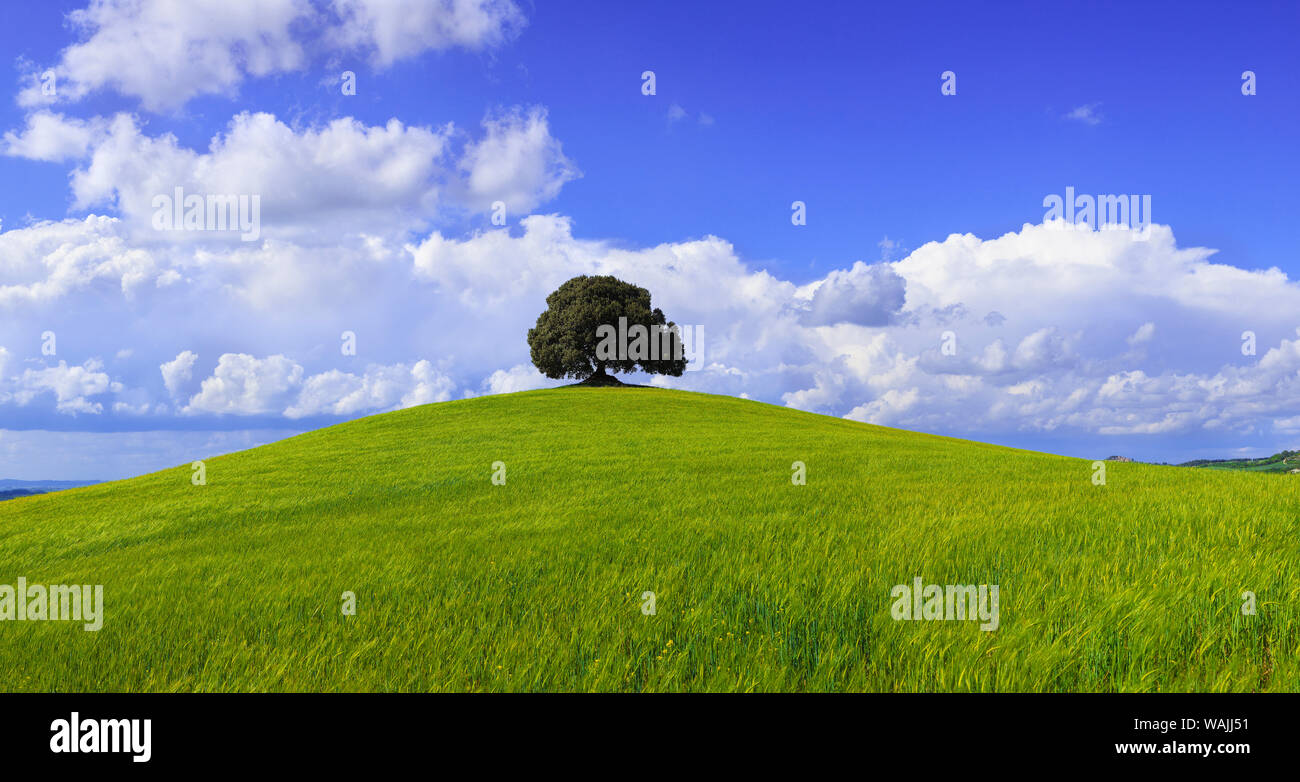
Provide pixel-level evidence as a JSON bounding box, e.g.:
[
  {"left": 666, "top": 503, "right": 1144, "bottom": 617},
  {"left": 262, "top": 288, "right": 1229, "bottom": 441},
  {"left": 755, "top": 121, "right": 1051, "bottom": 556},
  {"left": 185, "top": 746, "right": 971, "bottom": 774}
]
[{"left": 528, "top": 275, "right": 687, "bottom": 385}]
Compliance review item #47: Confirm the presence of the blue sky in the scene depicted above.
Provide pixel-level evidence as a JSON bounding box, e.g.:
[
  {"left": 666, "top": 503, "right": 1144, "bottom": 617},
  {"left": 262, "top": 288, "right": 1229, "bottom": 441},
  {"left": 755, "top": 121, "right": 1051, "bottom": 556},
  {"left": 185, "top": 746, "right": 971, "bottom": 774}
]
[{"left": 1, "top": 0, "right": 1299, "bottom": 479}]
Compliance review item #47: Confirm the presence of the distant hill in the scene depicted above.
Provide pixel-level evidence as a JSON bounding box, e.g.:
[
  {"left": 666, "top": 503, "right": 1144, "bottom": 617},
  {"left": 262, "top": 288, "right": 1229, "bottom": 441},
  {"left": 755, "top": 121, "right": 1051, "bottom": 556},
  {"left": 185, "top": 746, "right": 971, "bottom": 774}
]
[
  {"left": 1179, "top": 450, "right": 1299, "bottom": 473},
  {"left": 0, "top": 479, "right": 101, "bottom": 502},
  {"left": 0, "top": 479, "right": 101, "bottom": 491}
]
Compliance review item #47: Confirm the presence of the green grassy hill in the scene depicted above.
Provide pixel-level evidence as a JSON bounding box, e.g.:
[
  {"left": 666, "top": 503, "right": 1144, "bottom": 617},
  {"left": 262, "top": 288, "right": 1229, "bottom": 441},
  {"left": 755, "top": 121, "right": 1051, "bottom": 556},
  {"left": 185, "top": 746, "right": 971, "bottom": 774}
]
[{"left": 1, "top": 388, "right": 1295, "bottom": 692}]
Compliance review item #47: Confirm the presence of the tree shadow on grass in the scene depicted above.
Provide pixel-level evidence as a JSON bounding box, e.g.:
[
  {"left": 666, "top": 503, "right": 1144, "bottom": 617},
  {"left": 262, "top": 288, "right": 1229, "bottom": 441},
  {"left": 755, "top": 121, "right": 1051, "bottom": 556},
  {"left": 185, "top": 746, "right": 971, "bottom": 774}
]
[{"left": 562, "top": 372, "right": 655, "bottom": 389}]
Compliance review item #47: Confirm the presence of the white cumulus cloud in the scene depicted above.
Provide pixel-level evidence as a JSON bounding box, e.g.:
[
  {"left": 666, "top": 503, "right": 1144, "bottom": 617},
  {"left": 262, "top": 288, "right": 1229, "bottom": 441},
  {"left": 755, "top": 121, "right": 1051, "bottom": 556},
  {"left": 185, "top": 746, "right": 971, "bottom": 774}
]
[
  {"left": 328, "top": 0, "right": 525, "bottom": 67},
  {"left": 2, "top": 111, "right": 107, "bottom": 162},
  {"left": 18, "top": 0, "right": 525, "bottom": 112}
]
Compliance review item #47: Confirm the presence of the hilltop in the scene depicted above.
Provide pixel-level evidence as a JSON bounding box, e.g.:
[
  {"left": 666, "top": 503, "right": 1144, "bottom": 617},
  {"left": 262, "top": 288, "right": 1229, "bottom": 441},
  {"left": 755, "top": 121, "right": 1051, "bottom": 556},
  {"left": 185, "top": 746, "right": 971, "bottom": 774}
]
[{"left": 0, "top": 388, "right": 1294, "bottom": 692}]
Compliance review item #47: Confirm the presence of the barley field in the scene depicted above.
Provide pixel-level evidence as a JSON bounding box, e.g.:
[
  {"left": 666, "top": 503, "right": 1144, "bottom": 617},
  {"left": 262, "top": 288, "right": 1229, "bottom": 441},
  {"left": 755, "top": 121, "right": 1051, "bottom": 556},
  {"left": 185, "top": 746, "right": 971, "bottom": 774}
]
[{"left": 0, "top": 388, "right": 1295, "bottom": 691}]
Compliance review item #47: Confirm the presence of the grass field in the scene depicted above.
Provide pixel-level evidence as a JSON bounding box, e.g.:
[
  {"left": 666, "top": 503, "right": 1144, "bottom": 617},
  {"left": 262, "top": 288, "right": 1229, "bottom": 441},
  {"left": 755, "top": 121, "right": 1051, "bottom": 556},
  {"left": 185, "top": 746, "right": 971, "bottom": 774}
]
[{"left": 1, "top": 387, "right": 1296, "bottom": 692}]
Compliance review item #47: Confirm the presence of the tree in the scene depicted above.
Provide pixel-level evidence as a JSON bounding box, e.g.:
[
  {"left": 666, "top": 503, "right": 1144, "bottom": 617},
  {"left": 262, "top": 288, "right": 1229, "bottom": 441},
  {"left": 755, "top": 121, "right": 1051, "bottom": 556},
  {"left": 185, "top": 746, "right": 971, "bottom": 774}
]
[{"left": 528, "top": 275, "right": 687, "bottom": 384}]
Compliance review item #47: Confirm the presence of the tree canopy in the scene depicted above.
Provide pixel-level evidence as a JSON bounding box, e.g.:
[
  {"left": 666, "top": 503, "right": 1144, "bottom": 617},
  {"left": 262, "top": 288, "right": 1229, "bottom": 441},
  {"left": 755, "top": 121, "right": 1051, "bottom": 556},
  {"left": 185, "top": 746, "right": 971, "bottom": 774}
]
[{"left": 527, "top": 275, "right": 687, "bottom": 383}]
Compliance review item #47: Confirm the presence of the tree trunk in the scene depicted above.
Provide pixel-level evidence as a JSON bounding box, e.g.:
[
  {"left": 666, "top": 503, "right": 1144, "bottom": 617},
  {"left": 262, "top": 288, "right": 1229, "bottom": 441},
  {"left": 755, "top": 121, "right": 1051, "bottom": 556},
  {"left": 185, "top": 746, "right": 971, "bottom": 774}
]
[{"left": 583, "top": 361, "right": 621, "bottom": 385}]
